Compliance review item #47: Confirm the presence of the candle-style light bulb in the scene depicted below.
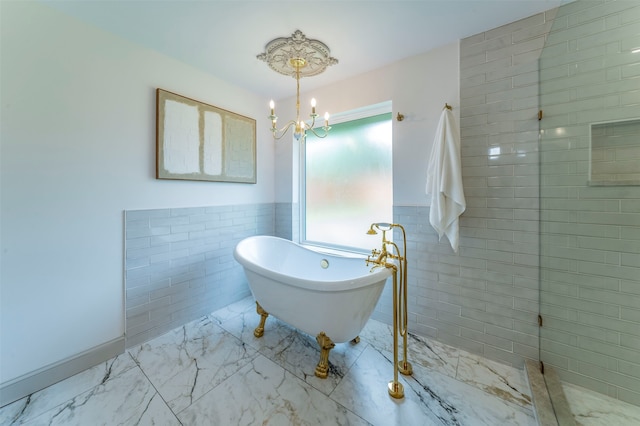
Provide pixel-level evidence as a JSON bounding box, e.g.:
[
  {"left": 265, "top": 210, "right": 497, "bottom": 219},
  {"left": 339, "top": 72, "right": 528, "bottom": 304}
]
[
  {"left": 311, "top": 98, "right": 317, "bottom": 114},
  {"left": 324, "top": 112, "right": 330, "bottom": 127},
  {"left": 269, "top": 100, "right": 275, "bottom": 116}
]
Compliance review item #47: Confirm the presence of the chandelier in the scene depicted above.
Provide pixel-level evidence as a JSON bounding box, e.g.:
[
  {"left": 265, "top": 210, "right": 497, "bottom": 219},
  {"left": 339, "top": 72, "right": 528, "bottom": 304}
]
[{"left": 257, "top": 30, "right": 338, "bottom": 141}]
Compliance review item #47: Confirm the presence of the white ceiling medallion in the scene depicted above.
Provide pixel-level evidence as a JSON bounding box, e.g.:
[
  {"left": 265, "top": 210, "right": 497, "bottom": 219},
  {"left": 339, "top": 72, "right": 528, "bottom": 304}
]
[
  {"left": 257, "top": 30, "right": 338, "bottom": 79},
  {"left": 257, "top": 30, "right": 338, "bottom": 141}
]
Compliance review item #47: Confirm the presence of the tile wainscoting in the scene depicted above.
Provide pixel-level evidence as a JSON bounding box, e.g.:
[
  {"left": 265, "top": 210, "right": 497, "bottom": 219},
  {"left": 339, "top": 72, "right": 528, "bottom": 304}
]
[{"left": 124, "top": 203, "right": 275, "bottom": 347}]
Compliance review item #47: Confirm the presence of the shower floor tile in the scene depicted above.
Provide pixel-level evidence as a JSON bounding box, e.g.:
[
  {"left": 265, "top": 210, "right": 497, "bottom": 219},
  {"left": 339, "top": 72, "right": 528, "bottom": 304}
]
[
  {"left": 563, "top": 383, "right": 640, "bottom": 426},
  {"left": 3, "top": 296, "right": 638, "bottom": 425},
  {"left": 455, "top": 351, "right": 532, "bottom": 409}
]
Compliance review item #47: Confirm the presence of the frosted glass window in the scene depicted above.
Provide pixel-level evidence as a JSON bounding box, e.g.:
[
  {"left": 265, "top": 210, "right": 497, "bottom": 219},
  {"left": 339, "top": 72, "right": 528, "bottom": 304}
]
[{"left": 303, "top": 112, "right": 392, "bottom": 251}]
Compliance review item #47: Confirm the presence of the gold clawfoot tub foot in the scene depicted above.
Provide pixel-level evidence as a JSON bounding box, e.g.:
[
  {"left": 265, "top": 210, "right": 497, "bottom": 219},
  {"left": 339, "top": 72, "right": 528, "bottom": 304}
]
[
  {"left": 253, "top": 302, "right": 269, "bottom": 338},
  {"left": 351, "top": 336, "right": 360, "bottom": 344},
  {"left": 314, "top": 332, "right": 335, "bottom": 379}
]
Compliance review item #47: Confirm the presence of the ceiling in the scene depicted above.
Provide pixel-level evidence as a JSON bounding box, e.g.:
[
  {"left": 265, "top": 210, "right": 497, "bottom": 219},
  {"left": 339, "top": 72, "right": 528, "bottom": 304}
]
[{"left": 43, "top": 0, "right": 567, "bottom": 100}]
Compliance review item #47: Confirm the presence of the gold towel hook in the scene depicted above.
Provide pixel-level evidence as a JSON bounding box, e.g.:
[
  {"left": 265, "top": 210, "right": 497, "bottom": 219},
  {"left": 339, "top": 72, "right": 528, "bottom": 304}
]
[
  {"left": 396, "top": 112, "right": 405, "bottom": 122},
  {"left": 444, "top": 103, "right": 452, "bottom": 110}
]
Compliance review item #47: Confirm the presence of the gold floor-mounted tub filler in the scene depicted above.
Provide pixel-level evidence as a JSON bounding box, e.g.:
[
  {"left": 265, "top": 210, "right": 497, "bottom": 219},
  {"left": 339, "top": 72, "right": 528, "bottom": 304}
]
[{"left": 366, "top": 222, "right": 413, "bottom": 399}]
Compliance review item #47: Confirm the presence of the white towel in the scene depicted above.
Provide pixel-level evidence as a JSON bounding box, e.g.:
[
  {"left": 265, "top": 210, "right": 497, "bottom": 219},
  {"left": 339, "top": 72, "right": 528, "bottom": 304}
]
[{"left": 426, "top": 108, "right": 466, "bottom": 253}]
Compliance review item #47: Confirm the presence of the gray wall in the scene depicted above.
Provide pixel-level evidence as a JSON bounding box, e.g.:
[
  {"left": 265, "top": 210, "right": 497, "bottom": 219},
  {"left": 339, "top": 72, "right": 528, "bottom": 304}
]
[
  {"left": 275, "top": 202, "right": 299, "bottom": 242},
  {"left": 538, "top": 0, "right": 640, "bottom": 406},
  {"left": 374, "top": 10, "right": 557, "bottom": 368},
  {"left": 124, "top": 203, "right": 274, "bottom": 347}
]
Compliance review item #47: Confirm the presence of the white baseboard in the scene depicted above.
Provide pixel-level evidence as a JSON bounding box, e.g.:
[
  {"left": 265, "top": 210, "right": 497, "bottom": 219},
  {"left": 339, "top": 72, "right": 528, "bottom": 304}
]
[{"left": 0, "top": 337, "right": 125, "bottom": 408}]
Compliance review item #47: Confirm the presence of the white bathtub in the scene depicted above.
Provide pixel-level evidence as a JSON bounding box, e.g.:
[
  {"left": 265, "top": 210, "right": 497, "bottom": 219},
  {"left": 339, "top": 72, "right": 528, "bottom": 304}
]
[{"left": 233, "top": 235, "right": 391, "bottom": 344}]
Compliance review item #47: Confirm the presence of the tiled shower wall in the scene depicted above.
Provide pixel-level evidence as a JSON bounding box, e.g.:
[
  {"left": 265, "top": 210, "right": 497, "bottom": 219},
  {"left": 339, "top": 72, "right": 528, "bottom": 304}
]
[
  {"left": 590, "top": 119, "right": 640, "bottom": 184},
  {"left": 375, "top": 11, "right": 557, "bottom": 368},
  {"left": 124, "top": 203, "right": 274, "bottom": 347},
  {"left": 538, "top": 1, "right": 640, "bottom": 405}
]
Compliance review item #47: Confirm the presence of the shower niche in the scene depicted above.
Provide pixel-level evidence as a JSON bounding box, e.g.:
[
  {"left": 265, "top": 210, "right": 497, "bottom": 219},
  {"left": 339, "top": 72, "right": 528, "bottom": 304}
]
[{"left": 589, "top": 118, "right": 640, "bottom": 186}]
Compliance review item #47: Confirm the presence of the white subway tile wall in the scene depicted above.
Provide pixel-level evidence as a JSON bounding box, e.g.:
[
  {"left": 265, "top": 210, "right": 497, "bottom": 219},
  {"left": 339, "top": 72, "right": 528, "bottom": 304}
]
[
  {"left": 374, "top": 9, "right": 557, "bottom": 369},
  {"left": 124, "top": 204, "right": 275, "bottom": 347},
  {"left": 539, "top": 0, "right": 640, "bottom": 406}
]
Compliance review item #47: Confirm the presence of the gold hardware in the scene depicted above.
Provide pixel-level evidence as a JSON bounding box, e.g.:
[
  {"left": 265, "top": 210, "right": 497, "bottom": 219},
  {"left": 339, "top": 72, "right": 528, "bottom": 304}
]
[
  {"left": 253, "top": 302, "right": 339, "bottom": 380},
  {"left": 366, "top": 222, "right": 412, "bottom": 399},
  {"left": 444, "top": 103, "right": 452, "bottom": 110},
  {"left": 398, "top": 360, "right": 413, "bottom": 375},
  {"left": 314, "top": 332, "right": 335, "bottom": 379},
  {"left": 538, "top": 315, "right": 543, "bottom": 327},
  {"left": 289, "top": 57, "right": 307, "bottom": 69},
  {"left": 396, "top": 112, "right": 405, "bottom": 122},
  {"left": 351, "top": 336, "right": 360, "bottom": 344},
  {"left": 538, "top": 110, "right": 543, "bottom": 120},
  {"left": 253, "top": 302, "right": 269, "bottom": 338},
  {"left": 388, "top": 380, "right": 404, "bottom": 399}
]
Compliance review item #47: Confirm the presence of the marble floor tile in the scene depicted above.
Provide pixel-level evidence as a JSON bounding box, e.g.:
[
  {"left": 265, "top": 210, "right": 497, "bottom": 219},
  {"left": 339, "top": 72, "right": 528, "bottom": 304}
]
[
  {"left": 3, "top": 295, "right": 638, "bottom": 426},
  {"left": 5, "top": 354, "right": 178, "bottom": 426},
  {"left": 0, "top": 354, "right": 131, "bottom": 425},
  {"left": 332, "top": 344, "right": 537, "bottom": 426},
  {"left": 360, "top": 317, "right": 532, "bottom": 411},
  {"left": 178, "top": 354, "right": 370, "bottom": 425},
  {"left": 330, "top": 345, "right": 445, "bottom": 425},
  {"left": 455, "top": 351, "right": 532, "bottom": 409},
  {"left": 129, "top": 315, "right": 257, "bottom": 414},
  {"left": 407, "top": 355, "right": 537, "bottom": 426},
  {"left": 0, "top": 354, "right": 140, "bottom": 425},
  {"left": 360, "top": 319, "right": 460, "bottom": 378},
  {"left": 563, "top": 383, "right": 640, "bottom": 426},
  {"left": 209, "top": 295, "right": 256, "bottom": 325},
  {"left": 219, "top": 302, "right": 366, "bottom": 396}
]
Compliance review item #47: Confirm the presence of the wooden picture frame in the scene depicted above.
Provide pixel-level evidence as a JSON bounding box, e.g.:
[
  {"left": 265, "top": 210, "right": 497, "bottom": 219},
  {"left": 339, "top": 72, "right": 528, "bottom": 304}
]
[{"left": 156, "top": 89, "right": 256, "bottom": 183}]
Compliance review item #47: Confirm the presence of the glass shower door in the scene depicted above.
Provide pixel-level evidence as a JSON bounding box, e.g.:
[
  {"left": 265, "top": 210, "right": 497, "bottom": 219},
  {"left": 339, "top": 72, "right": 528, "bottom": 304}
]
[{"left": 538, "top": 0, "right": 640, "bottom": 407}]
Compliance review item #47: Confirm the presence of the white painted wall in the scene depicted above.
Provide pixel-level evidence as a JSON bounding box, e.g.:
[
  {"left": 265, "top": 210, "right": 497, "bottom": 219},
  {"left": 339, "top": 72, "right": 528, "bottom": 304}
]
[
  {"left": 275, "top": 42, "right": 460, "bottom": 206},
  {"left": 0, "top": 2, "right": 274, "bottom": 384}
]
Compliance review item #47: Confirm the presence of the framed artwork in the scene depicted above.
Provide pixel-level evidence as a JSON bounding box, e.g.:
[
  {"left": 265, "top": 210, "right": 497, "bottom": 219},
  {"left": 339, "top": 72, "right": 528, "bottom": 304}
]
[{"left": 156, "top": 89, "right": 256, "bottom": 183}]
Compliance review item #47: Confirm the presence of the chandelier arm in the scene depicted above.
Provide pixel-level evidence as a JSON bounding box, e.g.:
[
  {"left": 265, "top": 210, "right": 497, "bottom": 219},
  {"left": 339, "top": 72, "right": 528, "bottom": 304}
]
[
  {"left": 306, "top": 115, "right": 317, "bottom": 130},
  {"left": 307, "top": 126, "right": 331, "bottom": 139},
  {"left": 271, "top": 120, "right": 298, "bottom": 140}
]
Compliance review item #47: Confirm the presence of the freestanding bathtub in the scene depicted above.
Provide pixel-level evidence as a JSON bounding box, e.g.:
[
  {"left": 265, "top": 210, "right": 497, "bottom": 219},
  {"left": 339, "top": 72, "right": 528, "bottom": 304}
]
[{"left": 233, "top": 235, "right": 391, "bottom": 378}]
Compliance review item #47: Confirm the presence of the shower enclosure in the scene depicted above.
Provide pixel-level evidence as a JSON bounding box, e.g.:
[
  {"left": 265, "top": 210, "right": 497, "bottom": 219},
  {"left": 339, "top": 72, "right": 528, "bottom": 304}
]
[{"left": 538, "top": 0, "right": 640, "bottom": 409}]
